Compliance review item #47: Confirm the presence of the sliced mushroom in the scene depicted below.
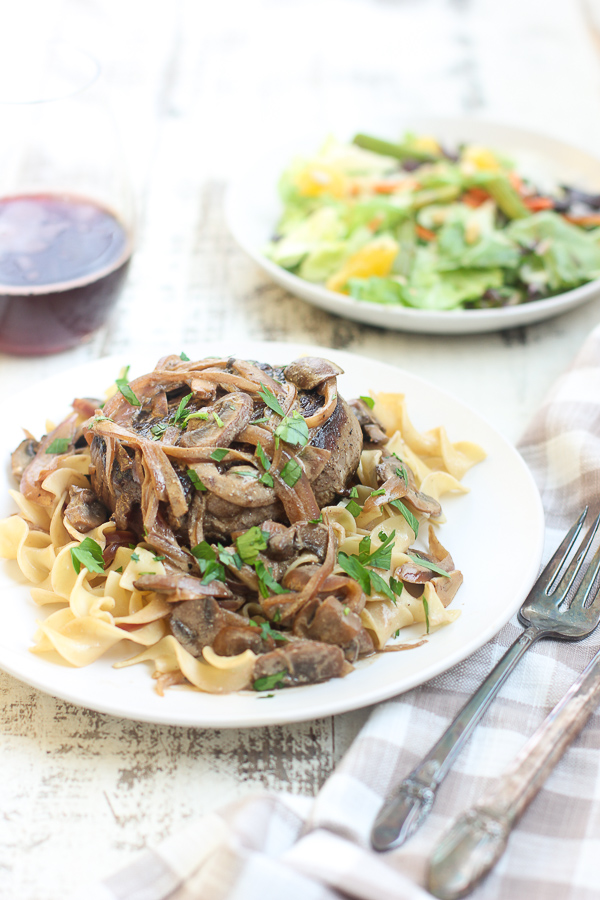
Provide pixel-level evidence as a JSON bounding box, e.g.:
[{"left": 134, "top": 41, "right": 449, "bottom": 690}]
[
  {"left": 134, "top": 572, "right": 232, "bottom": 600},
  {"left": 212, "top": 625, "right": 275, "bottom": 656},
  {"left": 284, "top": 357, "right": 344, "bottom": 390},
  {"left": 179, "top": 392, "right": 253, "bottom": 448},
  {"left": 11, "top": 437, "right": 40, "bottom": 483},
  {"left": 64, "top": 486, "right": 108, "bottom": 533},
  {"left": 349, "top": 398, "right": 389, "bottom": 446}
]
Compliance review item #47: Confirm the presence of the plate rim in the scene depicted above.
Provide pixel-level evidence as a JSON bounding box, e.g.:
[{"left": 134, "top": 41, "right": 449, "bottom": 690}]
[
  {"left": 225, "top": 116, "right": 600, "bottom": 335},
  {"left": 0, "top": 340, "right": 545, "bottom": 727}
]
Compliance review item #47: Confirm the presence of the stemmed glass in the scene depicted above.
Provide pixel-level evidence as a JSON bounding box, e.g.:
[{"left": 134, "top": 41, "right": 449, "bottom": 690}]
[{"left": 0, "top": 41, "right": 134, "bottom": 355}]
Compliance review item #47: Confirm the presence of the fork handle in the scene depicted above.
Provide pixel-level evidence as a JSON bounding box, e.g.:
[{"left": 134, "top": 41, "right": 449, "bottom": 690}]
[
  {"left": 428, "top": 645, "right": 600, "bottom": 900},
  {"left": 371, "top": 625, "right": 543, "bottom": 852}
]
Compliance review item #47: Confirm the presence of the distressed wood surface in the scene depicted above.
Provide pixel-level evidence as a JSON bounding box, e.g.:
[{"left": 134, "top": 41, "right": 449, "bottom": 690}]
[{"left": 2, "top": 1, "right": 600, "bottom": 897}]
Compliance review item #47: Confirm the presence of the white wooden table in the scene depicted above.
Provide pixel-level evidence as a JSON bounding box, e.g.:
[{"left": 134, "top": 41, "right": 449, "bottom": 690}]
[{"left": 2, "top": 1, "right": 600, "bottom": 896}]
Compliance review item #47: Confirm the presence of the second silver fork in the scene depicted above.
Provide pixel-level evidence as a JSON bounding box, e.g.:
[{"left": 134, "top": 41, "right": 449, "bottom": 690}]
[{"left": 371, "top": 508, "right": 600, "bottom": 852}]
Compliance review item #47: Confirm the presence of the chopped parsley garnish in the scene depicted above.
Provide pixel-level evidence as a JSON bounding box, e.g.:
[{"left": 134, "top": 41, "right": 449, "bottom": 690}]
[
  {"left": 180, "top": 351, "right": 190, "bottom": 361},
  {"left": 258, "top": 619, "right": 288, "bottom": 641},
  {"left": 233, "top": 469, "right": 259, "bottom": 479},
  {"left": 70, "top": 537, "right": 105, "bottom": 575},
  {"left": 87, "top": 414, "right": 113, "bottom": 429},
  {"left": 337, "top": 552, "right": 371, "bottom": 593},
  {"left": 260, "top": 472, "right": 274, "bottom": 487},
  {"left": 280, "top": 458, "right": 302, "bottom": 488},
  {"left": 359, "top": 395, "right": 375, "bottom": 409},
  {"left": 115, "top": 566, "right": 123, "bottom": 574},
  {"left": 172, "top": 393, "right": 193, "bottom": 425},
  {"left": 423, "top": 596, "right": 430, "bottom": 634},
  {"left": 365, "top": 530, "right": 395, "bottom": 570},
  {"left": 369, "top": 569, "right": 397, "bottom": 604},
  {"left": 390, "top": 499, "right": 419, "bottom": 538},
  {"left": 253, "top": 671, "right": 287, "bottom": 691},
  {"left": 408, "top": 553, "right": 451, "bottom": 578},
  {"left": 187, "top": 468, "right": 207, "bottom": 491},
  {"left": 210, "top": 448, "right": 229, "bottom": 462},
  {"left": 153, "top": 554, "right": 166, "bottom": 562},
  {"left": 309, "top": 513, "right": 323, "bottom": 524},
  {"left": 252, "top": 416, "right": 269, "bottom": 424},
  {"left": 273, "top": 609, "right": 281, "bottom": 623},
  {"left": 392, "top": 455, "right": 409, "bottom": 483},
  {"left": 45, "top": 438, "right": 70, "bottom": 455},
  {"left": 370, "top": 487, "right": 386, "bottom": 498},
  {"left": 256, "top": 443, "right": 271, "bottom": 471},
  {"left": 191, "top": 541, "right": 216, "bottom": 562},
  {"left": 258, "top": 693, "right": 275, "bottom": 699},
  {"left": 258, "top": 383, "right": 285, "bottom": 417},
  {"left": 236, "top": 527, "right": 270, "bottom": 565},
  {"left": 345, "top": 499, "right": 362, "bottom": 518},
  {"left": 130, "top": 552, "right": 140, "bottom": 562},
  {"left": 390, "top": 576, "right": 404, "bottom": 598},
  {"left": 182, "top": 410, "right": 209, "bottom": 425},
  {"left": 343, "top": 606, "right": 350, "bottom": 615},
  {"left": 394, "top": 628, "right": 401, "bottom": 639},
  {"left": 274, "top": 411, "right": 309, "bottom": 447},
  {"left": 255, "top": 559, "right": 287, "bottom": 599},
  {"left": 217, "top": 544, "right": 242, "bottom": 569},
  {"left": 349, "top": 486, "right": 359, "bottom": 498},
  {"left": 150, "top": 423, "right": 169, "bottom": 440},
  {"left": 212, "top": 411, "right": 224, "bottom": 428},
  {"left": 116, "top": 367, "right": 141, "bottom": 407}
]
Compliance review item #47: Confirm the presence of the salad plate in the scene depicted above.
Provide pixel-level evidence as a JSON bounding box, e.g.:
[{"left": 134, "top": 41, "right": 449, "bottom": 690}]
[
  {"left": 0, "top": 340, "right": 544, "bottom": 727},
  {"left": 226, "top": 118, "right": 600, "bottom": 334}
]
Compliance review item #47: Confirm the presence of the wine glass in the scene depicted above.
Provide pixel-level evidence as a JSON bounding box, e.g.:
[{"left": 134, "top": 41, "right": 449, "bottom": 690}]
[{"left": 0, "top": 41, "right": 134, "bottom": 355}]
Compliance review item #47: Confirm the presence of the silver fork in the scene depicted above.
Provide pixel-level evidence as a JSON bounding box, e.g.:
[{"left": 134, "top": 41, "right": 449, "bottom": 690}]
[{"left": 371, "top": 508, "right": 600, "bottom": 853}]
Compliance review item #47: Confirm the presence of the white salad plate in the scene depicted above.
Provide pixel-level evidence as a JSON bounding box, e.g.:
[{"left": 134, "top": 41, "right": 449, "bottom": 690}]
[
  {"left": 226, "top": 118, "right": 600, "bottom": 334},
  {"left": 0, "top": 340, "right": 544, "bottom": 727}
]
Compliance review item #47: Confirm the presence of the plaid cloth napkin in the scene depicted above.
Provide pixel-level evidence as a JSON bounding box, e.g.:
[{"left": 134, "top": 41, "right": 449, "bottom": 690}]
[{"left": 73, "top": 325, "right": 600, "bottom": 900}]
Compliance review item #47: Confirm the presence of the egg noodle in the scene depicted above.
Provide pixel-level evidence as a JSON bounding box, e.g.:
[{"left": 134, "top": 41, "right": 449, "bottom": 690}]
[{"left": 0, "top": 388, "right": 485, "bottom": 694}]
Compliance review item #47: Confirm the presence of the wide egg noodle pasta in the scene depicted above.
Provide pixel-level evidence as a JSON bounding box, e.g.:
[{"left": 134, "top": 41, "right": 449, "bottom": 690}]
[
  {"left": 361, "top": 598, "right": 414, "bottom": 649},
  {"left": 0, "top": 515, "right": 55, "bottom": 584},
  {"left": 115, "top": 636, "right": 256, "bottom": 694}
]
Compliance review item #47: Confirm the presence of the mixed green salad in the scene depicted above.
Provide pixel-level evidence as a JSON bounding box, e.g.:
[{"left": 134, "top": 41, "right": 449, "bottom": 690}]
[{"left": 265, "top": 133, "right": 600, "bottom": 311}]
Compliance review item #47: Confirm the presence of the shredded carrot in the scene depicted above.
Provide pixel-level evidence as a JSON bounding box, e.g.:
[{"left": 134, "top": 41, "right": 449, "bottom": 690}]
[
  {"left": 416, "top": 224, "right": 436, "bottom": 241},
  {"left": 372, "top": 180, "right": 404, "bottom": 194},
  {"left": 462, "top": 187, "right": 490, "bottom": 208},
  {"left": 509, "top": 171, "right": 524, "bottom": 193},
  {"left": 523, "top": 196, "right": 554, "bottom": 212},
  {"left": 563, "top": 213, "right": 600, "bottom": 227}
]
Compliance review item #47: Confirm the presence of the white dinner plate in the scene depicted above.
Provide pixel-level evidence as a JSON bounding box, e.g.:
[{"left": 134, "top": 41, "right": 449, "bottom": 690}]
[
  {"left": 226, "top": 118, "right": 600, "bottom": 334},
  {"left": 0, "top": 340, "right": 544, "bottom": 726}
]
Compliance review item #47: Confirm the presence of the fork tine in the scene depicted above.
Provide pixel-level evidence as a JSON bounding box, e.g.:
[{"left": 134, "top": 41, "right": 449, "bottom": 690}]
[
  {"left": 549, "top": 511, "right": 600, "bottom": 606},
  {"left": 567, "top": 522, "right": 600, "bottom": 611},
  {"left": 536, "top": 507, "right": 588, "bottom": 596}
]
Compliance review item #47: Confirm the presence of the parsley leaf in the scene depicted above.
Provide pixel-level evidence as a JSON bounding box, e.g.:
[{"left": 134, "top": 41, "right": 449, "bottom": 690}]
[
  {"left": 187, "top": 468, "right": 207, "bottom": 491},
  {"left": 210, "top": 448, "right": 229, "bottom": 462},
  {"left": 258, "top": 619, "right": 288, "bottom": 641},
  {"left": 191, "top": 541, "right": 217, "bottom": 562},
  {"left": 153, "top": 554, "right": 166, "bottom": 562},
  {"left": 180, "top": 351, "right": 190, "bottom": 361},
  {"left": 258, "top": 383, "right": 285, "bottom": 417},
  {"left": 345, "top": 499, "right": 362, "bottom": 518},
  {"left": 408, "top": 553, "right": 451, "bottom": 578},
  {"left": 70, "top": 537, "right": 105, "bottom": 575},
  {"left": 260, "top": 472, "right": 274, "bottom": 487},
  {"left": 212, "top": 411, "right": 224, "bottom": 427},
  {"left": 390, "top": 499, "right": 419, "bottom": 538},
  {"left": 369, "top": 569, "right": 397, "bottom": 604},
  {"left": 45, "top": 438, "right": 70, "bottom": 455},
  {"left": 366, "top": 530, "right": 396, "bottom": 570},
  {"left": 370, "top": 487, "right": 386, "bottom": 498},
  {"left": 182, "top": 410, "right": 209, "bottom": 425},
  {"left": 217, "top": 544, "right": 242, "bottom": 569},
  {"left": 150, "top": 423, "right": 169, "bottom": 440},
  {"left": 199, "top": 559, "right": 226, "bottom": 585},
  {"left": 236, "top": 527, "right": 270, "bottom": 565},
  {"left": 130, "top": 552, "right": 140, "bottom": 562},
  {"left": 359, "top": 395, "right": 375, "bottom": 409},
  {"left": 255, "top": 559, "right": 287, "bottom": 599},
  {"left": 255, "top": 443, "right": 271, "bottom": 471},
  {"left": 116, "top": 367, "right": 141, "bottom": 407},
  {"left": 337, "top": 552, "right": 371, "bottom": 593},
  {"left": 172, "top": 393, "right": 193, "bottom": 425},
  {"left": 253, "top": 671, "right": 287, "bottom": 691},
  {"left": 390, "top": 576, "right": 404, "bottom": 598},
  {"left": 309, "top": 513, "right": 323, "bottom": 524},
  {"left": 423, "top": 596, "right": 430, "bottom": 634},
  {"left": 280, "top": 458, "right": 302, "bottom": 487},
  {"left": 358, "top": 536, "right": 371, "bottom": 562},
  {"left": 274, "top": 411, "right": 309, "bottom": 447},
  {"left": 349, "top": 486, "right": 359, "bottom": 498}
]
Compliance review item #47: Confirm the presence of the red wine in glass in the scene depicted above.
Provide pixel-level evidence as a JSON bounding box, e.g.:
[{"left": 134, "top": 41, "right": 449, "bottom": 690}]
[{"left": 0, "top": 193, "right": 132, "bottom": 355}]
